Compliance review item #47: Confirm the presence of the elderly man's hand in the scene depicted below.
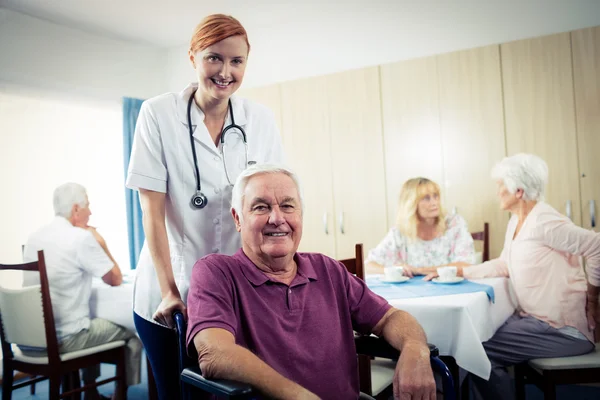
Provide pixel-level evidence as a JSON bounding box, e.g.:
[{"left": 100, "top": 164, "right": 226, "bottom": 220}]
[{"left": 393, "top": 341, "right": 436, "bottom": 400}]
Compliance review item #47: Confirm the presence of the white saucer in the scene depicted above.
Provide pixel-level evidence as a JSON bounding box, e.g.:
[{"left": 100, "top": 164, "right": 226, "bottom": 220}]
[
  {"left": 381, "top": 276, "right": 410, "bottom": 283},
  {"left": 432, "top": 277, "right": 464, "bottom": 284}
]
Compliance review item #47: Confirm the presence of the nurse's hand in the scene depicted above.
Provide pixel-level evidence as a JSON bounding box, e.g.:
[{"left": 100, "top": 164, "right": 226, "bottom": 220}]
[{"left": 153, "top": 292, "right": 187, "bottom": 328}]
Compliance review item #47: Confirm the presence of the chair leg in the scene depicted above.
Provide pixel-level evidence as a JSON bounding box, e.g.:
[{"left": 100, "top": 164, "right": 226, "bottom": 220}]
[
  {"left": 49, "top": 372, "right": 62, "bottom": 400},
  {"left": 2, "top": 366, "right": 14, "bottom": 400},
  {"left": 30, "top": 376, "right": 37, "bottom": 394},
  {"left": 116, "top": 348, "right": 128, "bottom": 400},
  {"left": 514, "top": 364, "right": 526, "bottom": 400},
  {"left": 71, "top": 370, "right": 82, "bottom": 400},
  {"left": 542, "top": 374, "right": 556, "bottom": 400}
]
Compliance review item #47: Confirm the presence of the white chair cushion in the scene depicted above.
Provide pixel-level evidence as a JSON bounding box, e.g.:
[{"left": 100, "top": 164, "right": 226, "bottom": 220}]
[
  {"left": 370, "top": 357, "right": 396, "bottom": 395},
  {"left": 12, "top": 340, "right": 126, "bottom": 365},
  {"left": 529, "top": 343, "right": 600, "bottom": 370},
  {"left": 474, "top": 251, "right": 483, "bottom": 264}
]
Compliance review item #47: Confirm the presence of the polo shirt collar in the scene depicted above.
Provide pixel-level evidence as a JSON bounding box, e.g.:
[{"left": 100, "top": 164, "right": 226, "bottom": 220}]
[{"left": 234, "top": 249, "right": 318, "bottom": 287}]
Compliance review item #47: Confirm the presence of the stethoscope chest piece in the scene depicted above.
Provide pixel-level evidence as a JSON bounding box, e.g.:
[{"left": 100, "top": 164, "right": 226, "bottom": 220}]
[{"left": 191, "top": 191, "right": 208, "bottom": 209}]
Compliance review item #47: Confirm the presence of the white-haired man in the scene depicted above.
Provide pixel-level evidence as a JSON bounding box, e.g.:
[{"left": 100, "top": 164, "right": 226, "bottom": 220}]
[
  {"left": 186, "top": 164, "right": 436, "bottom": 400},
  {"left": 23, "top": 183, "right": 142, "bottom": 400}
]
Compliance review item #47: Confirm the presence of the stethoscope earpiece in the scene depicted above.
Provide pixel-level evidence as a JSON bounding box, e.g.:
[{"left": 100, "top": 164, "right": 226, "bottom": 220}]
[{"left": 191, "top": 191, "right": 208, "bottom": 209}]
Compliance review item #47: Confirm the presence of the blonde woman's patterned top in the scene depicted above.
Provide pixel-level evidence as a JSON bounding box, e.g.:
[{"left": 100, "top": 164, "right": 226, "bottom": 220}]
[{"left": 366, "top": 214, "right": 475, "bottom": 268}]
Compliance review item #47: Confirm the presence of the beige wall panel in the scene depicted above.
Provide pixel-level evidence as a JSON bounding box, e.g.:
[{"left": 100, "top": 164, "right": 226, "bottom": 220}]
[
  {"left": 237, "top": 84, "right": 284, "bottom": 142},
  {"left": 327, "top": 67, "right": 388, "bottom": 259},
  {"left": 281, "top": 77, "right": 337, "bottom": 256},
  {"left": 572, "top": 26, "right": 600, "bottom": 231},
  {"left": 501, "top": 33, "right": 581, "bottom": 224},
  {"left": 437, "top": 45, "right": 508, "bottom": 259},
  {"left": 380, "top": 57, "right": 444, "bottom": 230}
]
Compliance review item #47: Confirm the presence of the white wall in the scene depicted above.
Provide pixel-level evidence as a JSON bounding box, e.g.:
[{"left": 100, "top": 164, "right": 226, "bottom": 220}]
[
  {"left": 0, "top": 88, "right": 129, "bottom": 282},
  {"left": 166, "top": 0, "right": 600, "bottom": 90},
  {"left": 0, "top": 8, "right": 167, "bottom": 100}
]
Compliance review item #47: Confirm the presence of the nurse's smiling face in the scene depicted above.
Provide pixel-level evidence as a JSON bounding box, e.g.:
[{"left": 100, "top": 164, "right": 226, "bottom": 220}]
[
  {"left": 189, "top": 35, "right": 248, "bottom": 102},
  {"left": 232, "top": 173, "right": 303, "bottom": 267}
]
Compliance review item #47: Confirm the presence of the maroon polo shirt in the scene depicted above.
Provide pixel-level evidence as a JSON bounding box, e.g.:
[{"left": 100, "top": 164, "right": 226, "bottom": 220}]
[{"left": 186, "top": 249, "right": 391, "bottom": 399}]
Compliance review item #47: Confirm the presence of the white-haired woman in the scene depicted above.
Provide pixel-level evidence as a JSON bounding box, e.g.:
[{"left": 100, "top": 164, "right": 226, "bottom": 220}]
[
  {"left": 424, "top": 153, "right": 600, "bottom": 400},
  {"left": 366, "top": 177, "right": 475, "bottom": 276}
]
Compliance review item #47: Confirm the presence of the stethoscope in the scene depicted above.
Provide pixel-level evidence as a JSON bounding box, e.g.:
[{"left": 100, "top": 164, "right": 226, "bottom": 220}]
[{"left": 187, "top": 90, "right": 250, "bottom": 209}]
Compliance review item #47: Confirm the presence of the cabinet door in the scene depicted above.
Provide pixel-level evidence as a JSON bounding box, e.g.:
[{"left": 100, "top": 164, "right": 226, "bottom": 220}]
[
  {"left": 237, "top": 84, "right": 284, "bottom": 141},
  {"left": 501, "top": 33, "right": 581, "bottom": 224},
  {"left": 572, "top": 26, "right": 600, "bottom": 231},
  {"left": 281, "top": 77, "right": 336, "bottom": 256},
  {"left": 437, "top": 45, "right": 507, "bottom": 259},
  {"left": 327, "top": 67, "right": 388, "bottom": 259},
  {"left": 380, "top": 57, "right": 444, "bottom": 229}
]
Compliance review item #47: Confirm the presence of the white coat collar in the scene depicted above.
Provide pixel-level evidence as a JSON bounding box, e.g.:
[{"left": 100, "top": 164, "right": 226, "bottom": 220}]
[{"left": 176, "top": 82, "right": 247, "bottom": 133}]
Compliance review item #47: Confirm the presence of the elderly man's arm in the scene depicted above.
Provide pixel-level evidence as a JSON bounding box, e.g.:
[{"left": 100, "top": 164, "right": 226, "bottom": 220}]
[
  {"left": 86, "top": 226, "right": 122, "bottom": 286},
  {"left": 372, "top": 308, "right": 436, "bottom": 400},
  {"left": 193, "top": 328, "right": 319, "bottom": 400}
]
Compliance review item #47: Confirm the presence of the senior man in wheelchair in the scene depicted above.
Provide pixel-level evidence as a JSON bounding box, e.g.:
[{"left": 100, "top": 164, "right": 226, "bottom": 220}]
[{"left": 185, "top": 164, "right": 437, "bottom": 400}]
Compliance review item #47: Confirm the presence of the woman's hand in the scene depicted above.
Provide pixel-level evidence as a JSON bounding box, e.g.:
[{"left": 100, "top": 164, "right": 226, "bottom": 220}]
[
  {"left": 422, "top": 271, "right": 439, "bottom": 281},
  {"left": 153, "top": 291, "right": 187, "bottom": 328},
  {"left": 586, "top": 293, "right": 600, "bottom": 342},
  {"left": 402, "top": 266, "right": 416, "bottom": 278}
]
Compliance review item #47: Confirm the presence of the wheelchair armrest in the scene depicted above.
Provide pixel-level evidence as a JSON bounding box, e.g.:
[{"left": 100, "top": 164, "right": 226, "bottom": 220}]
[
  {"left": 181, "top": 366, "right": 254, "bottom": 399},
  {"left": 354, "top": 335, "right": 439, "bottom": 359}
]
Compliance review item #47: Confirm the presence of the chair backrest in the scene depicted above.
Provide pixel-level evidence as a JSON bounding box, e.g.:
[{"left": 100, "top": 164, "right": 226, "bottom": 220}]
[
  {"left": 471, "top": 222, "right": 490, "bottom": 263},
  {"left": 0, "top": 285, "right": 47, "bottom": 347},
  {"left": 0, "top": 250, "right": 61, "bottom": 363},
  {"left": 338, "top": 244, "right": 365, "bottom": 280}
]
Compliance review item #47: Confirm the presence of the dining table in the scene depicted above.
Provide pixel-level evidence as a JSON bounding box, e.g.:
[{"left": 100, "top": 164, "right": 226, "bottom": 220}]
[{"left": 366, "top": 275, "right": 517, "bottom": 380}]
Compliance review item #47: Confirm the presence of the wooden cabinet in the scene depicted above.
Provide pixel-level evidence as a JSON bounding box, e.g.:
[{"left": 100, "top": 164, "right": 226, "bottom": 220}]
[
  {"left": 240, "top": 25, "right": 600, "bottom": 259},
  {"left": 437, "top": 45, "right": 507, "bottom": 258},
  {"left": 281, "top": 68, "right": 388, "bottom": 259},
  {"left": 572, "top": 26, "right": 600, "bottom": 231},
  {"left": 327, "top": 67, "right": 388, "bottom": 259},
  {"left": 236, "top": 84, "right": 284, "bottom": 142},
  {"left": 380, "top": 57, "right": 444, "bottom": 229},
  {"left": 281, "top": 76, "right": 337, "bottom": 256},
  {"left": 501, "top": 32, "right": 581, "bottom": 224}
]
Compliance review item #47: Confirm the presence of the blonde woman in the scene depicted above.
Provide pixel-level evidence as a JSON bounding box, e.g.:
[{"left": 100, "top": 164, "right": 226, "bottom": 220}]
[{"left": 366, "top": 177, "right": 475, "bottom": 276}]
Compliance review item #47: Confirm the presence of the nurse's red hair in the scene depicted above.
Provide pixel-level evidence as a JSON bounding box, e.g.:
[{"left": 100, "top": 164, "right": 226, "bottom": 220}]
[{"left": 189, "top": 14, "right": 250, "bottom": 53}]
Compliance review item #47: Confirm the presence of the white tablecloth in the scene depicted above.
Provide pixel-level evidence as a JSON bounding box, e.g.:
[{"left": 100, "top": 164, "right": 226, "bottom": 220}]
[
  {"left": 385, "top": 277, "right": 516, "bottom": 379},
  {"left": 89, "top": 278, "right": 135, "bottom": 332}
]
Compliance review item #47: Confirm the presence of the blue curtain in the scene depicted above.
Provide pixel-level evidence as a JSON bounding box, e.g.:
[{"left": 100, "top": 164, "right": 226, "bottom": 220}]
[{"left": 123, "top": 97, "right": 145, "bottom": 269}]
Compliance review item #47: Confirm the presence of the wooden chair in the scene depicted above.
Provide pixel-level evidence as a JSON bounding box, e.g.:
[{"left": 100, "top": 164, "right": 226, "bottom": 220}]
[
  {"left": 339, "top": 244, "right": 380, "bottom": 395},
  {"left": 0, "top": 250, "right": 128, "bottom": 400},
  {"left": 471, "top": 222, "right": 490, "bottom": 263},
  {"left": 515, "top": 343, "right": 600, "bottom": 400}
]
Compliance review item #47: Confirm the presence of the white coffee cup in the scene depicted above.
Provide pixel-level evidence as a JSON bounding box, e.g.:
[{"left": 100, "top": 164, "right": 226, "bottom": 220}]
[
  {"left": 437, "top": 266, "right": 457, "bottom": 281},
  {"left": 384, "top": 266, "right": 404, "bottom": 281}
]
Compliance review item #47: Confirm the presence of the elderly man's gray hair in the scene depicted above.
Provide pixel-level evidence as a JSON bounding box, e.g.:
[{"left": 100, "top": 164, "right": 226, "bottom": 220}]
[
  {"left": 491, "top": 153, "right": 548, "bottom": 202},
  {"left": 53, "top": 182, "right": 88, "bottom": 218},
  {"left": 231, "top": 164, "right": 304, "bottom": 222}
]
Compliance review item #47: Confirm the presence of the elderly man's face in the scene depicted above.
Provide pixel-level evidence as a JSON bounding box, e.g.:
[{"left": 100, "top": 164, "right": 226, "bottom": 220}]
[{"left": 233, "top": 173, "right": 303, "bottom": 263}]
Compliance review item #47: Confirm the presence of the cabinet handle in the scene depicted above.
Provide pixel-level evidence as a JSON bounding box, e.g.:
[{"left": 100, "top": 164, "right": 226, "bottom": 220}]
[
  {"left": 566, "top": 200, "right": 572, "bottom": 221},
  {"left": 339, "top": 212, "right": 345, "bottom": 234},
  {"left": 452, "top": 207, "right": 457, "bottom": 215},
  {"left": 591, "top": 200, "right": 596, "bottom": 228},
  {"left": 323, "top": 212, "right": 329, "bottom": 235}
]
